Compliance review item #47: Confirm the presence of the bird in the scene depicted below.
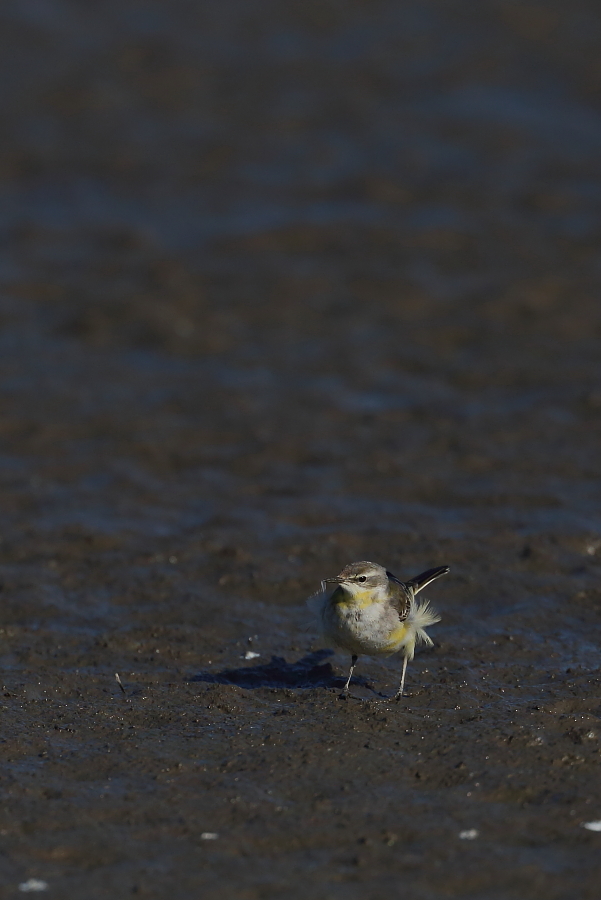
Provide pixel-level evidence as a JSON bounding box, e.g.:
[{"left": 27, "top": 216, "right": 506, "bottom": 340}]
[{"left": 312, "top": 560, "right": 448, "bottom": 700}]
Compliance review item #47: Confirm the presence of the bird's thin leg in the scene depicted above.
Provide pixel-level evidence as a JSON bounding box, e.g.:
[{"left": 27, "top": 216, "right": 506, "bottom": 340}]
[
  {"left": 395, "top": 656, "right": 409, "bottom": 700},
  {"left": 340, "top": 654, "right": 358, "bottom": 698}
]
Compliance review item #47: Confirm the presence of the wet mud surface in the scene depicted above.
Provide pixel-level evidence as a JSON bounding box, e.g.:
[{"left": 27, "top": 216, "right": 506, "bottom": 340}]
[{"left": 1, "top": 1, "right": 601, "bottom": 897}]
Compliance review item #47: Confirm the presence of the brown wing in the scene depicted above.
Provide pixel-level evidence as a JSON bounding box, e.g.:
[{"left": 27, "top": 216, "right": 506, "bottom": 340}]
[{"left": 386, "top": 575, "right": 412, "bottom": 621}]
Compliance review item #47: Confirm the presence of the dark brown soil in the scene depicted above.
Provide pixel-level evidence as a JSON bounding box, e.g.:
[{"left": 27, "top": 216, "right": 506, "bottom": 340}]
[{"left": 1, "top": 1, "right": 601, "bottom": 897}]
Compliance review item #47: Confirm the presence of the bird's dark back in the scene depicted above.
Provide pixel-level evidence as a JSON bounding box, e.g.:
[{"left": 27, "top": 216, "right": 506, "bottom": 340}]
[{"left": 386, "top": 577, "right": 412, "bottom": 621}]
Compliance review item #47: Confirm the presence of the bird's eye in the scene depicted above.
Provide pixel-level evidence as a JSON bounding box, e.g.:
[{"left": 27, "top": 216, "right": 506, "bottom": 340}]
[{"left": 357, "top": 575, "right": 367, "bottom": 583}]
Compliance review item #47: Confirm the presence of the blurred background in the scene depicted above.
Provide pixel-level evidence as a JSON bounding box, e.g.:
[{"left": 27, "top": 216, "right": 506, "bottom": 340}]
[
  {"left": 1, "top": 1, "right": 601, "bottom": 898},
  {"left": 2, "top": 0, "right": 601, "bottom": 581}
]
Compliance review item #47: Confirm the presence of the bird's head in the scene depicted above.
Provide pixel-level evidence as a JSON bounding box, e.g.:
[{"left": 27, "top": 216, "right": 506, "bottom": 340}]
[{"left": 324, "top": 560, "right": 389, "bottom": 597}]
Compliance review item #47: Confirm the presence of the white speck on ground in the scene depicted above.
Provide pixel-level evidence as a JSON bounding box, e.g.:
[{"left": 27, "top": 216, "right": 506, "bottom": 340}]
[
  {"left": 459, "top": 829, "right": 479, "bottom": 840},
  {"left": 18, "top": 880, "right": 48, "bottom": 893},
  {"left": 582, "top": 821, "right": 601, "bottom": 831},
  {"left": 244, "top": 651, "right": 260, "bottom": 660},
  {"left": 200, "top": 832, "right": 219, "bottom": 840}
]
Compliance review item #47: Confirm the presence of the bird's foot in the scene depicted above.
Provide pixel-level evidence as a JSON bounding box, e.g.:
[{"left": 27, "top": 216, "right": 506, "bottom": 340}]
[
  {"left": 371, "top": 690, "right": 411, "bottom": 703},
  {"left": 338, "top": 690, "right": 365, "bottom": 701}
]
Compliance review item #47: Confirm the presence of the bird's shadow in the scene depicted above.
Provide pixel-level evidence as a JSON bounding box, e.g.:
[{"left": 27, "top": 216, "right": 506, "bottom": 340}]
[{"left": 189, "top": 649, "right": 373, "bottom": 692}]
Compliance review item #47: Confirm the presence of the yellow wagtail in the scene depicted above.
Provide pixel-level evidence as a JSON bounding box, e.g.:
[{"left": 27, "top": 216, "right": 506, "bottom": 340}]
[{"left": 313, "top": 560, "right": 448, "bottom": 699}]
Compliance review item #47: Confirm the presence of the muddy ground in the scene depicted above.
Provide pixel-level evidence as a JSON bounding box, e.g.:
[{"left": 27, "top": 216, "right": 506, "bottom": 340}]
[{"left": 1, "top": 1, "right": 601, "bottom": 897}]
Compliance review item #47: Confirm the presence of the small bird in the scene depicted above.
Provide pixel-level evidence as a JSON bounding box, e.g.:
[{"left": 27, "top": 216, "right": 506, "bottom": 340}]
[{"left": 313, "top": 560, "right": 448, "bottom": 699}]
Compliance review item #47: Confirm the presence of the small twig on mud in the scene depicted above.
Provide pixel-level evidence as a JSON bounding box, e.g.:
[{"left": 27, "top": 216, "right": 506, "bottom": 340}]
[{"left": 115, "top": 673, "right": 126, "bottom": 695}]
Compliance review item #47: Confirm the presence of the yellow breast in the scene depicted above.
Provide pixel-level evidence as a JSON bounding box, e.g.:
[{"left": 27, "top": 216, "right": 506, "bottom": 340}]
[{"left": 333, "top": 588, "right": 377, "bottom": 611}]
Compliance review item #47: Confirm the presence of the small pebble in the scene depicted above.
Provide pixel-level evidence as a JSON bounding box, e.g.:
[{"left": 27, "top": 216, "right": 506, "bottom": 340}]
[
  {"left": 459, "top": 829, "right": 479, "bottom": 840},
  {"left": 244, "top": 651, "right": 260, "bottom": 660},
  {"left": 200, "top": 832, "right": 219, "bottom": 840},
  {"left": 582, "top": 821, "right": 601, "bottom": 832}
]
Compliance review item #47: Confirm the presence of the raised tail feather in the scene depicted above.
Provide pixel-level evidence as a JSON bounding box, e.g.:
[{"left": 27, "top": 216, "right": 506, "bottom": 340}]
[{"left": 405, "top": 565, "right": 449, "bottom": 594}]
